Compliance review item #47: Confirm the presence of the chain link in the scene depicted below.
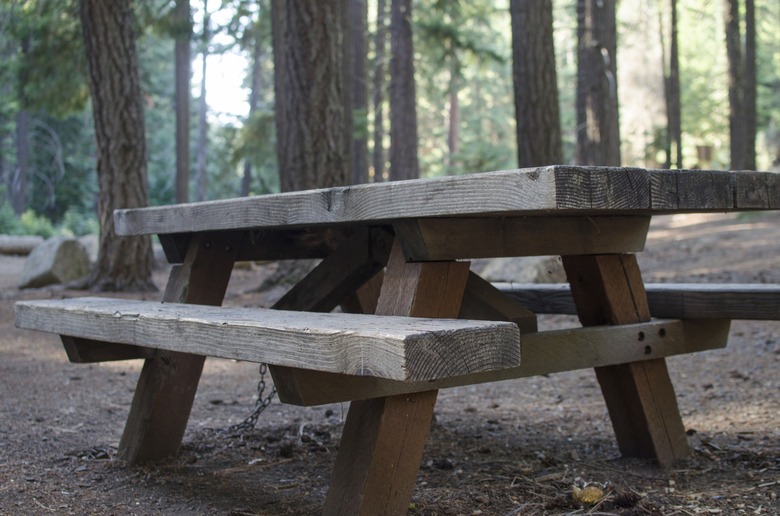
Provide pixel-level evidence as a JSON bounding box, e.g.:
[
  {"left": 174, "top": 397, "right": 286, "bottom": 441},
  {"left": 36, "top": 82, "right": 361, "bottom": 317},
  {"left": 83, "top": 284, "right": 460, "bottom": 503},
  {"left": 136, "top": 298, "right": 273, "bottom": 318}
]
[{"left": 221, "top": 363, "right": 277, "bottom": 434}]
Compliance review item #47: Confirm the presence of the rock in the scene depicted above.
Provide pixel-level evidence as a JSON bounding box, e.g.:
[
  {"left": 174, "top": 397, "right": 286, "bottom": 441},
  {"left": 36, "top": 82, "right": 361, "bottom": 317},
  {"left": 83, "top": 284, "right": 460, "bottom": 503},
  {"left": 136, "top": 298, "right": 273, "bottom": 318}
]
[
  {"left": 78, "top": 234, "right": 99, "bottom": 263},
  {"left": 19, "top": 237, "right": 91, "bottom": 289},
  {"left": 477, "top": 255, "right": 566, "bottom": 283},
  {"left": 0, "top": 235, "right": 43, "bottom": 256}
]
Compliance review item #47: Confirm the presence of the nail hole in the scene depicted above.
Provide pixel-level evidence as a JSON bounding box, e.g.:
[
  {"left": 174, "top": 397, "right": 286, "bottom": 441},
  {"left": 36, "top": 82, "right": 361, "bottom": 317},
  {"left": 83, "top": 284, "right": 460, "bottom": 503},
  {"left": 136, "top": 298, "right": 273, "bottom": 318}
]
[
  {"left": 658, "top": 328, "right": 667, "bottom": 338},
  {"left": 638, "top": 331, "right": 645, "bottom": 341},
  {"left": 644, "top": 345, "right": 652, "bottom": 355}
]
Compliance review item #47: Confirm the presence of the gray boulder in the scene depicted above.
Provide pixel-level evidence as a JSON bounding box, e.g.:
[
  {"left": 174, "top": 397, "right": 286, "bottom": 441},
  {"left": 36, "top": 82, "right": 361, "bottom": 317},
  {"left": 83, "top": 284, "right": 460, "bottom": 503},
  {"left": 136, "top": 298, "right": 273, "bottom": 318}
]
[
  {"left": 19, "top": 237, "right": 91, "bottom": 289},
  {"left": 477, "top": 255, "right": 567, "bottom": 284},
  {"left": 78, "top": 234, "right": 99, "bottom": 263}
]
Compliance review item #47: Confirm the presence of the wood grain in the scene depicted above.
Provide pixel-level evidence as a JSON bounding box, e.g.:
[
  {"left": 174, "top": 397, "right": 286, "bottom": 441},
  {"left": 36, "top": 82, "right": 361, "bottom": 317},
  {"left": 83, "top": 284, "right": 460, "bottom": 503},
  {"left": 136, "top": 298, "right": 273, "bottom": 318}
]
[
  {"left": 60, "top": 336, "right": 154, "bottom": 362},
  {"left": 273, "top": 319, "right": 731, "bottom": 406},
  {"left": 272, "top": 226, "right": 393, "bottom": 313},
  {"left": 323, "top": 240, "right": 470, "bottom": 515},
  {"left": 394, "top": 216, "right": 650, "bottom": 261},
  {"left": 118, "top": 231, "right": 239, "bottom": 463},
  {"left": 15, "top": 296, "right": 521, "bottom": 382},
  {"left": 497, "top": 282, "right": 780, "bottom": 320},
  {"left": 459, "top": 271, "right": 538, "bottom": 333},
  {"left": 563, "top": 254, "right": 690, "bottom": 467},
  {"left": 114, "top": 167, "right": 780, "bottom": 237}
]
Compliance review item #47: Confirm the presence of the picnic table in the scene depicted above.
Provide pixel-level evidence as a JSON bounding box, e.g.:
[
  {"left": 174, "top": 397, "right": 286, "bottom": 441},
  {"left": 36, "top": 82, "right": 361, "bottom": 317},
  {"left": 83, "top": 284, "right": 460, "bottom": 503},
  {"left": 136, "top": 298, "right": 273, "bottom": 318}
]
[{"left": 15, "top": 165, "right": 780, "bottom": 515}]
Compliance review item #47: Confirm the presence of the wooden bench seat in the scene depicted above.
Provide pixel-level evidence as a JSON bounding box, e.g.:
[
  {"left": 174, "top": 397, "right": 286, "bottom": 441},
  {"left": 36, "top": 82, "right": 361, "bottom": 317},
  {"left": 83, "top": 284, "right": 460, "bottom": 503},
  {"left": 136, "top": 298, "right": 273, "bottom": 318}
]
[
  {"left": 495, "top": 282, "right": 780, "bottom": 320},
  {"left": 14, "top": 297, "right": 522, "bottom": 382}
]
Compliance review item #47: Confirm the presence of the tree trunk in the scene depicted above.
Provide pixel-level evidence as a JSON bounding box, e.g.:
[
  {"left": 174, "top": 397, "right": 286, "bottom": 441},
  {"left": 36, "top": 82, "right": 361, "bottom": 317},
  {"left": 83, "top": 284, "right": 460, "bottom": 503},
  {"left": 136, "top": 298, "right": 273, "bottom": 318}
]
[
  {"left": 350, "top": 0, "right": 369, "bottom": 184},
  {"left": 510, "top": 0, "right": 562, "bottom": 168},
  {"left": 658, "top": 4, "right": 672, "bottom": 170},
  {"left": 668, "top": 0, "right": 682, "bottom": 169},
  {"left": 389, "top": 0, "right": 419, "bottom": 181},
  {"left": 79, "top": 0, "right": 155, "bottom": 292},
  {"left": 272, "top": 0, "right": 351, "bottom": 192},
  {"left": 175, "top": 0, "right": 191, "bottom": 203},
  {"left": 13, "top": 36, "right": 30, "bottom": 215},
  {"left": 242, "top": 26, "right": 263, "bottom": 197},
  {"left": 576, "top": 0, "right": 620, "bottom": 166},
  {"left": 196, "top": 0, "right": 209, "bottom": 202},
  {"left": 13, "top": 109, "right": 28, "bottom": 215},
  {"left": 447, "top": 60, "right": 459, "bottom": 172},
  {"left": 744, "top": 0, "right": 756, "bottom": 170},
  {"left": 372, "top": 0, "right": 388, "bottom": 181},
  {"left": 724, "top": 0, "right": 746, "bottom": 170}
]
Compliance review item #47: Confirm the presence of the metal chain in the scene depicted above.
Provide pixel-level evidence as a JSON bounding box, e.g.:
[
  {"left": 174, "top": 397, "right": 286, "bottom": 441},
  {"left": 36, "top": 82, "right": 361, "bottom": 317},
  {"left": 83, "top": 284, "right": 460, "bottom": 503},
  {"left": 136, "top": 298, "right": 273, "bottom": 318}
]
[{"left": 221, "top": 363, "right": 277, "bottom": 434}]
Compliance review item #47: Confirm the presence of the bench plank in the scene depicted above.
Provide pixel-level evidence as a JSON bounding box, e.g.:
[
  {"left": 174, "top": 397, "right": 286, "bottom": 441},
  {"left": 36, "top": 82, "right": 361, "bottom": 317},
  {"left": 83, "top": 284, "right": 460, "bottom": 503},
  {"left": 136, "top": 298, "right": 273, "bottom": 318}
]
[
  {"left": 496, "top": 282, "right": 780, "bottom": 320},
  {"left": 15, "top": 297, "right": 521, "bottom": 383}
]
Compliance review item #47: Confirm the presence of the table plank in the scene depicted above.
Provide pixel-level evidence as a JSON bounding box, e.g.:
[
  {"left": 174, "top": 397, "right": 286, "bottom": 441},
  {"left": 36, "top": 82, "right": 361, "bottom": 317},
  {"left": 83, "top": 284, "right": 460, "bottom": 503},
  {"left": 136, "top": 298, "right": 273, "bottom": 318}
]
[{"left": 114, "top": 167, "right": 780, "bottom": 236}]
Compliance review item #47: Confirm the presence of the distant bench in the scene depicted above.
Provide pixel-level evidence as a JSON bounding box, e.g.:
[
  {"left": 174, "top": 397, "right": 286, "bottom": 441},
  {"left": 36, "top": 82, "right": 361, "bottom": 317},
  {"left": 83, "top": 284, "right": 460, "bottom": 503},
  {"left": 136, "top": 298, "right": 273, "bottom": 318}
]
[{"left": 495, "top": 282, "right": 780, "bottom": 320}]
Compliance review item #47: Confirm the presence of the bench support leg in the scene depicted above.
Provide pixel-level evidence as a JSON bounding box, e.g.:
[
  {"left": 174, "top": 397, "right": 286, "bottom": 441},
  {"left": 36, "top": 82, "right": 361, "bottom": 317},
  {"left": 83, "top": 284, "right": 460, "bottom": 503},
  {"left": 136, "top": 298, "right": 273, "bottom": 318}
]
[
  {"left": 562, "top": 254, "right": 689, "bottom": 467},
  {"left": 117, "top": 233, "right": 240, "bottom": 463},
  {"left": 323, "top": 240, "right": 470, "bottom": 515}
]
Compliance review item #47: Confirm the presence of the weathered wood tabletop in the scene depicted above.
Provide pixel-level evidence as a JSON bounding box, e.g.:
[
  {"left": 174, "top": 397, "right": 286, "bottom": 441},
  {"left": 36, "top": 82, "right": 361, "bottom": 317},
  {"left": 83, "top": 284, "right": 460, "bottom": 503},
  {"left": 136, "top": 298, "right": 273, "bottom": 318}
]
[{"left": 103, "top": 167, "right": 780, "bottom": 514}]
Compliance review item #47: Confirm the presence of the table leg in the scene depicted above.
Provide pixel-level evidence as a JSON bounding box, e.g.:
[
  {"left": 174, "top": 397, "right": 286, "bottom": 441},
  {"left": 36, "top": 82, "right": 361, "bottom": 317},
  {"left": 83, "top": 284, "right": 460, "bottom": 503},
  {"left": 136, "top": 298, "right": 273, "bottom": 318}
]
[
  {"left": 117, "top": 233, "right": 240, "bottom": 463},
  {"left": 562, "top": 254, "right": 689, "bottom": 467},
  {"left": 323, "top": 241, "right": 470, "bottom": 515}
]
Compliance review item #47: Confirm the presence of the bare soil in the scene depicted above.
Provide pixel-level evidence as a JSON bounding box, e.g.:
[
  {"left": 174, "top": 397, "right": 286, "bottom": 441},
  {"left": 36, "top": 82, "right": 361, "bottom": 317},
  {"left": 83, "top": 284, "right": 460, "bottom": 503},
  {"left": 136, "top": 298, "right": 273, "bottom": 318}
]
[{"left": 1, "top": 212, "right": 778, "bottom": 515}]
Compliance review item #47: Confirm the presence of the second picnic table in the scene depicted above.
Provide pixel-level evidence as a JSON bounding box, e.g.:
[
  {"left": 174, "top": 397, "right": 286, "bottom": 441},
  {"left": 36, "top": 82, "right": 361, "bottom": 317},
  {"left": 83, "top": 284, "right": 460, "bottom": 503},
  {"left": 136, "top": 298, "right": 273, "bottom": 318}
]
[{"left": 16, "top": 165, "right": 780, "bottom": 515}]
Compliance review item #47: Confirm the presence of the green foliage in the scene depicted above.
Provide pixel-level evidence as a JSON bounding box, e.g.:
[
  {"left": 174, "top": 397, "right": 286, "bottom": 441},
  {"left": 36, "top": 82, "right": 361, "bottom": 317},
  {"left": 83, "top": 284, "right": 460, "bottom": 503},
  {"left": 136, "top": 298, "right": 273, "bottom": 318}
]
[
  {"left": 137, "top": 30, "right": 177, "bottom": 206},
  {"left": 414, "top": 0, "right": 517, "bottom": 176},
  {"left": 0, "top": 197, "right": 19, "bottom": 235},
  {"left": 58, "top": 209, "right": 99, "bottom": 237},
  {"left": 27, "top": 112, "right": 97, "bottom": 221},
  {"left": 13, "top": 0, "right": 90, "bottom": 117},
  {"left": 227, "top": 110, "right": 279, "bottom": 195},
  {"left": 17, "top": 209, "right": 57, "bottom": 238}
]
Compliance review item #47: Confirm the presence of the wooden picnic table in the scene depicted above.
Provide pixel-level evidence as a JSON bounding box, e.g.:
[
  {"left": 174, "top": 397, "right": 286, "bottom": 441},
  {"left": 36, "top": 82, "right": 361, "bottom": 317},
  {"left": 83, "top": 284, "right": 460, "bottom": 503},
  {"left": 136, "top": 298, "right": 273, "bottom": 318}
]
[{"left": 16, "top": 165, "right": 780, "bottom": 515}]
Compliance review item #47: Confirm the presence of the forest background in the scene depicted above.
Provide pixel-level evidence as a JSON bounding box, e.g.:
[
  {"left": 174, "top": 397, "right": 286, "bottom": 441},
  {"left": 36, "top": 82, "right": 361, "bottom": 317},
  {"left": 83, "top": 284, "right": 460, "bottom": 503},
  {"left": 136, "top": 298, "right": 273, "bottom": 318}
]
[{"left": 0, "top": 0, "right": 779, "bottom": 241}]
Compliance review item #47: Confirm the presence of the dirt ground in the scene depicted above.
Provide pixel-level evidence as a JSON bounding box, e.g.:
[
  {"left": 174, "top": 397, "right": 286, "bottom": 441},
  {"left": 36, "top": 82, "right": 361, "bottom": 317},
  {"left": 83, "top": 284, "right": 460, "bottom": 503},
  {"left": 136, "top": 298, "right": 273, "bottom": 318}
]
[{"left": 1, "top": 212, "right": 778, "bottom": 515}]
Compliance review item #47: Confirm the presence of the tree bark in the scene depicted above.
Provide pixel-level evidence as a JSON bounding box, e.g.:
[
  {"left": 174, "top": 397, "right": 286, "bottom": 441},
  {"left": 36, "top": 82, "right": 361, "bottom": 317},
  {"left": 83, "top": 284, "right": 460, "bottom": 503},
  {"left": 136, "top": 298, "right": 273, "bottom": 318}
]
[
  {"left": 447, "top": 60, "right": 459, "bottom": 172},
  {"left": 724, "top": 0, "right": 746, "bottom": 170},
  {"left": 389, "top": 0, "right": 419, "bottom": 181},
  {"left": 576, "top": 0, "right": 620, "bottom": 166},
  {"left": 510, "top": 0, "right": 562, "bottom": 168},
  {"left": 668, "top": 0, "right": 682, "bottom": 169},
  {"left": 13, "top": 109, "right": 28, "bottom": 215},
  {"left": 744, "top": 0, "right": 756, "bottom": 170},
  {"left": 272, "top": 0, "right": 351, "bottom": 192},
  {"left": 175, "top": 0, "right": 191, "bottom": 203},
  {"left": 658, "top": 4, "right": 672, "bottom": 169},
  {"left": 350, "top": 0, "right": 369, "bottom": 184},
  {"left": 242, "top": 23, "right": 263, "bottom": 197},
  {"left": 372, "top": 0, "right": 388, "bottom": 181},
  {"left": 13, "top": 36, "right": 30, "bottom": 215},
  {"left": 196, "top": 0, "right": 209, "bottom": 202},
  {"left": 79, "top": 0, "right": 155, "bottom": 292}
]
